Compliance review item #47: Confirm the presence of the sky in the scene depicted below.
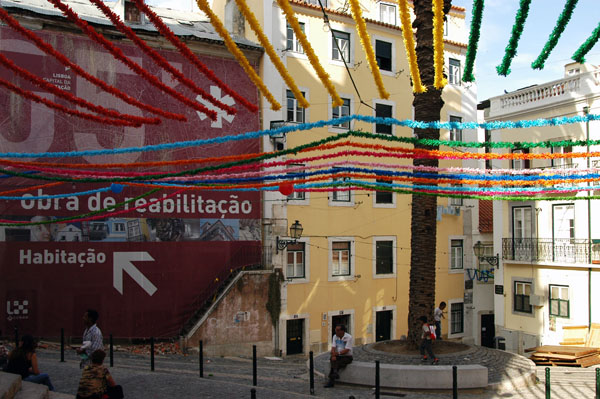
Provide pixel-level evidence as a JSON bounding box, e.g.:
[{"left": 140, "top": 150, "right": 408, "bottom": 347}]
[{"left": 146, "top": 0, "right": 600, "bottom": 101}]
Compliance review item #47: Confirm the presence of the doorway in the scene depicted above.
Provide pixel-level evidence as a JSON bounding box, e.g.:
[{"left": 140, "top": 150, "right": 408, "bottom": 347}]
[
  {"left": 331, "top": 314, "right": 351, "bottom": 339},
  {"left": 286, "top": 319, "right": 304, "bottom": 355},
  {"left": 375, "top": 310, "right": 393, "bottom": 341},
  {"left": 480, "top": 314, "right": 495, "bottom": 348}
]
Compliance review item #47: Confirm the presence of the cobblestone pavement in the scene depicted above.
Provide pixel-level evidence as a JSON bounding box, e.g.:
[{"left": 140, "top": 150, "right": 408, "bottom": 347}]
[
  {"left": 34, "top": 348, "right": 599, "bottom": 398},
  {"left": 314, "top": 343, "right": 537, "bottom": 390}
]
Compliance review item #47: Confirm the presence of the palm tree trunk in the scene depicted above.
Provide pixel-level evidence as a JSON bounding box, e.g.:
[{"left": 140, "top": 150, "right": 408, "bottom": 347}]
[{"left": 407, "top": 0, "right": 453, "bottom": 347}]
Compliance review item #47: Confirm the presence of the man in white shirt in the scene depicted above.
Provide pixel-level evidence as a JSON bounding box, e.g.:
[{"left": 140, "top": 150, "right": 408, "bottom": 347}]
[
  {"left": 434, "top": 302, "right": 446, "bottom": 340},
  {"left": 76, "top": 309, "right": 104, "bottom": 368},
  {"left": 324, "top": 324, "right": 353, "bottom": 388}
]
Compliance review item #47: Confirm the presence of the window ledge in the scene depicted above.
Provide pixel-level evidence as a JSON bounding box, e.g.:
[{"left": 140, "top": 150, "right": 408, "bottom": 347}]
[
  {"left": 373, "top": 273, "right": 396, "bottom": 279},
  {"left": 329, "top": 275, "right": 354, "bottom": 282},
  {"left": 448, "top": 268, "right": 464, "bottom": 274}
]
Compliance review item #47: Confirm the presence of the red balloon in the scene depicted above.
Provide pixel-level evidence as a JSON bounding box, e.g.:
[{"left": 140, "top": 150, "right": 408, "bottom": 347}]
[{"left": 278, "top": 182, "right": 294, "bottom": 196}]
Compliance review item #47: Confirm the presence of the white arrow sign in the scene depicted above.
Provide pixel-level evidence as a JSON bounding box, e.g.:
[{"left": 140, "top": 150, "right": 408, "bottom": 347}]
[{"left": 113, "top": 252, "right": 157, "bottom": 296}]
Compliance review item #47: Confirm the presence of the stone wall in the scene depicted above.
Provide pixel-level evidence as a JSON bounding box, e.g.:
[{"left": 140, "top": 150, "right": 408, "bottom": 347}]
[{"left": 186, "top": 271, "right": 274, "bottom": 357}]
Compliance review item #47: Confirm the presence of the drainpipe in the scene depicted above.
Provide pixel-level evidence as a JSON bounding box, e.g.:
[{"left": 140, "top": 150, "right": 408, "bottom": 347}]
[{"left": 585, "top": 106, "right": 592, "bottom": 329}]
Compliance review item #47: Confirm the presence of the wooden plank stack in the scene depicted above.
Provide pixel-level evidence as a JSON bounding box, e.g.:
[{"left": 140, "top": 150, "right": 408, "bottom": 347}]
[{"left": 526, "top": 345, "right": 600, "bottom": 367}]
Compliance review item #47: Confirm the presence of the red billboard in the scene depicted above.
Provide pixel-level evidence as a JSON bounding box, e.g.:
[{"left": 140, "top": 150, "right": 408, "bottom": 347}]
[{"left": 0, "top": 24, "right": 262, "bottom": 338}]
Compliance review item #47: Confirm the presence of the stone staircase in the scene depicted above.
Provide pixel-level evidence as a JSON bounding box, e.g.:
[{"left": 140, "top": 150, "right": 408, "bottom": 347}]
[{"left": 0, "top": 372, "right": 74, "bottom": 399}]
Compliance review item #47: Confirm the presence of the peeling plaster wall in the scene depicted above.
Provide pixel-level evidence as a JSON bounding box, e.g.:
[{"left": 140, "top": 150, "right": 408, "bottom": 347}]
[{"left": 187, "top": 272, "right": 274, "bottom": 357}]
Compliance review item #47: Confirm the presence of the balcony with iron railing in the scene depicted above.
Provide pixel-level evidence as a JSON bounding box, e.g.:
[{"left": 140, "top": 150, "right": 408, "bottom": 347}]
[{"left": 502, "top": 238, "right": 600, "bottom": 264}]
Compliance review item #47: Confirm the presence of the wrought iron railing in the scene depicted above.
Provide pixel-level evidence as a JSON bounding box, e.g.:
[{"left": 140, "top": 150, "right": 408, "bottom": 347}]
[{"left": 502, "top": 238, "right": 600, "bottom": 264}]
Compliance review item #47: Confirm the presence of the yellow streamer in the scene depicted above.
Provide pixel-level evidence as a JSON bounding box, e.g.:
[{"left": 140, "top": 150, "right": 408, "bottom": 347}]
[
  {"left": 432, "top": 0, "right": 447, "bottom": 89},
  {"left": 275, "top": 0, "right": 344, "bottom": 107},
  {"left": 398, "top": 0, "right": 426, "bottom": 93},
  {"left": 195, "top": 0, "right": 281, "bottom": 110},
  {"left": 234, "top": 0, "right": 308, "bottom": 108},
  {"left": 348, "top": 0, "right": 389, "bottom": 99}
]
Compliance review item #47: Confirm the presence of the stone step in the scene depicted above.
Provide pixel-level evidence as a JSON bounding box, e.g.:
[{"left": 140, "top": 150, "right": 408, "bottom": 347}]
[
  {"left": 13, "top": 381, "right": 48, "bottom": 399},
  {"left": 48, "top": 392, "right": 74, "bottom": 399},
  {"left": 0, "top": 371, "right": 22, "bottom": 399}
]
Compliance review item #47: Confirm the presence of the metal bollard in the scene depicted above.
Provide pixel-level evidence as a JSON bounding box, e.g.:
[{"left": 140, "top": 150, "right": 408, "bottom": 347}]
[
  {"left": 109, "top": 334, "right": 113, "bottom": 367},
  {"left": 252, "top": 345, "right": 257, "bottom": 386},
  {"left": 199, "top": 340, "right": 204, "bottom": 378},
  {"left": 375, "top": 360, "right": 380, "bottom": 399},
  {"left": 596, "top": 368, "right": 599, "bottom": 399},
  {"left": 545, "top": 367, "right": 550, "bottom": 399},
  {"left": 309, "top": 351, "right": 314, "bottom": 395},
  {"left": 150, "top": 337, "right": 155, "bottom": 372},
  {"left": 60, "top": 328, "right": 65, "bottom": 362},
  {"left": 250, "top": 388, "right": 256, "bottom": 399},
  {"left": 452, "top": 365, "right": 458, "bottom": 399}
]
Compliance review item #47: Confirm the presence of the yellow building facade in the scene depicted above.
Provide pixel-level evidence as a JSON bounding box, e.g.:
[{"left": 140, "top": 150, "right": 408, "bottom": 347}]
[{"left": 213, "top": 0, "right": 477, "bottom": 355}]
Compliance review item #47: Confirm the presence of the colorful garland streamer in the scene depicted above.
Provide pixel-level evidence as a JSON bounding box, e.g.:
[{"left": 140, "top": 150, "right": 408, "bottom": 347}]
[
  {"left": 462, "top": 0, "right": 484, "bottom": 82},
  {"left": 572, "top": 21, "right": 600, "bottom": 63},
  {"left": 496, "top": 0, "right": 532, "bottom": 76},
  {"left": 88, "top": 0, "right": 236, "bottom": 116},
  {"left": 0, "top": 77, "right": 142, "bottom": 127},
  {"left": 233, "top": 0, "right": 309, "bottom": 108},
  {"left": 275, "top": 0, "right": 344, "bottom": 107},
  {"left": 46, "top": 0, "right": 218, "bottom": 120},
  {"left": 130, "top": 0, "right": 258, "bottom": 113},
  {"left": 531, "top": 0, "right": 579, "bottom": 70},
  {"left": 194, "top": 0, "right": 281, "bottom": 111},
  {"left": 0, "top": 7, "right": 186, "bottom": 121},
  {"left": 398, "top": 0, "right": 426, "bottom": 93},
  {"left": 0, "top": 52, "right": 161, "bottom": 125},
  {"left": 432, "top": 0, "right": 447, "bottom": 89},
  {"left": 0, "top": 113, "right": 598, "bottom": 159},
  {"left": 348, "top": 0, "right": 389, "bottom": 99}
]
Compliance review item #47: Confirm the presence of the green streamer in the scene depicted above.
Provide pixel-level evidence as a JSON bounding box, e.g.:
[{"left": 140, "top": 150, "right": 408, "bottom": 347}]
[
  {"left": 463, "top": 0, "right": 484, "bottom": 82},
  {"left": 496, "top": 0, "right": 532, "bottom": 76},
  {"left": 3, "top": 130, "right": 600, "bottom": 184},
  {"left": 532, "top": 0, "right": 579, "bottom": 70},
  {"left": 572, "top": 21, "right": 600, "bottom": 63}
]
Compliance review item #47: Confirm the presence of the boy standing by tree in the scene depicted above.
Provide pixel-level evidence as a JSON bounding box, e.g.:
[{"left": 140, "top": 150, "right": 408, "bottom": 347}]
[{"left": 419, "top": 316, "right": 439, "bottom": 365}]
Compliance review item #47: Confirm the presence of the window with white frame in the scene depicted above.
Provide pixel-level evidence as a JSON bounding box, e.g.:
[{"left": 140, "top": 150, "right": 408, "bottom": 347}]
[
  {"left": 512, "top": 148, "right": 530, "bottom": 170},
  {"left": 286, "top": 242, "right": 305, "bottom": 279},
  {"left": 375, "top": 179, "right": 393, "bottom": 204},
  {"left": 287, "top": 164, "right": 305, "bottom": 201},
  {"left": 449, "top": 186, "right": 463, "bottom": 206},
  {"left": 332, "top": 168, "right": 350, "bottom": 202},
  {"left": 549, "top": 284, "right": 569, "bottom": 318},
  {"left": 448, "top": 58, "right": 461, "bottom": 85},
  {"left": 332, "top": 98, "right": 351, "bottom": 129},
  {"left": 551, "top": 145, "right": 573, "bottom": 168},
  {"left": 114, "top": 222, "right": 125, "bottom": 232},
  {"left": 450, "top": 302, "right": 464, "bottom": 334},
  {"left": 514, "top": 281, "right": 532, "bottom": 313},
  {"left": 332, "top": 241, "right": 351, "bottom": 276},
  {"left": 286, "top": 22, "right": 304, "bottom": 53},
  {"left": 379, "top": 3, "right": 396, "bottom": 25},
  {"left": 286, "top": 90, "right": 305, "bottom": 123},
  {"left": 375, "top": 103, "right": 393, "bottom": 135},
  {"left": 332, "top": 30, "right": 350, "bottom": 62},
  {"left": 375, "top": 240, "right": 394, "bottom": 274},
  {"left": 450, "top": 239, "right": 463, "bottom": 269},
  {"left": 449, "top": 115, "right": 462, "bottom": 141},
  {"left": 375, "top": 40, "right": 392, "bottom": 72}
]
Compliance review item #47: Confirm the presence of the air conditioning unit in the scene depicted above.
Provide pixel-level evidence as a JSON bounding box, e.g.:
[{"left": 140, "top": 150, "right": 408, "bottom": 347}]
[{"left": 530, "top": 295, "right": 544, "bottom": 307}]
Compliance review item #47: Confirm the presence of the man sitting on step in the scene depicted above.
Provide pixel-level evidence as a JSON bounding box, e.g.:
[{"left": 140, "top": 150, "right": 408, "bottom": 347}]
[{"left": 324, "top": 324, "right": 353, "bottom": 388}]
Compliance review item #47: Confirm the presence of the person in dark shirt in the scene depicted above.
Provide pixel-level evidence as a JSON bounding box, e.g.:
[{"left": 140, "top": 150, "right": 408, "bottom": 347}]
[{"left": 3, "top": 335, "right": 54, "bottom": 390}]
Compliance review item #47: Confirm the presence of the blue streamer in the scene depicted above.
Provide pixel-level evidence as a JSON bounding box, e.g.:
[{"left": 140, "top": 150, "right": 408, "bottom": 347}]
[
  {"left": 0, "top": 114, "right": 598, "bottom": 158},
  {"left": 0, "top": 186, "right": 112, "bottom": 200}
]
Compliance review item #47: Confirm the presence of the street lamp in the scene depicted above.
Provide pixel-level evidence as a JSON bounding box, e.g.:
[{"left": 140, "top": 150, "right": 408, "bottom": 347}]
[
  {"left": 276, "top": 220, "right": 303, "bottom": 253},
  {"left": 473, "top": 241, "right": 500, "bottom": 269}
]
